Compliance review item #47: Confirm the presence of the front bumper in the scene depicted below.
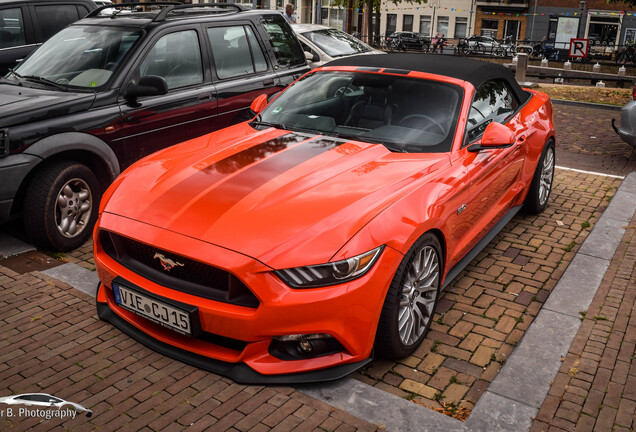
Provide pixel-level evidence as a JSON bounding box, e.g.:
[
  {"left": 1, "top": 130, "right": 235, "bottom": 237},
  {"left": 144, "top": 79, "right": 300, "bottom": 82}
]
[
  {"left": 94, "top": 212, "right": 401, "bottom": 382},
  {"left": 96, "top": 294, "right": 370, "bottom": 384}
]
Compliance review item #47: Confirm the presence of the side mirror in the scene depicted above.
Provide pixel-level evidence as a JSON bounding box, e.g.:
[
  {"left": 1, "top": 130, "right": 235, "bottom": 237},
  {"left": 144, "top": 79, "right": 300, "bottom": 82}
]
[
  {"left": 481, "top": 121, "right": 515, "bottom": 147},
  {"left": 304, "top": 50, "right": 319, "bottom": 62},
  {"left": 468, "top": 121, "right": 515, "bottom": 152},
  {"left": 250, "top": 94, "right": 269, "bottom": 114},
  {"left": 125, "top": 75, "right": 168, "bottom": 99}
]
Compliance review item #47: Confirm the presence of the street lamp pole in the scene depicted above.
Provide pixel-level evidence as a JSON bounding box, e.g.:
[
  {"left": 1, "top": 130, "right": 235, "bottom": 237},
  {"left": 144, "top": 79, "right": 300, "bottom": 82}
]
[
  {"left": 578, "top": 0, "right": 587, "bottom": 39},
  {"left": 468, "top": 0, "right": 475, "bottom": 37}
]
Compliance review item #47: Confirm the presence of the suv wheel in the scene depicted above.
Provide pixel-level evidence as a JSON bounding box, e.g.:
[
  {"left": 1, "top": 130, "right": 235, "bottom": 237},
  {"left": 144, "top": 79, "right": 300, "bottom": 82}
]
[{"left": 24, "top": 161, "right": 100, "bottom": 251}]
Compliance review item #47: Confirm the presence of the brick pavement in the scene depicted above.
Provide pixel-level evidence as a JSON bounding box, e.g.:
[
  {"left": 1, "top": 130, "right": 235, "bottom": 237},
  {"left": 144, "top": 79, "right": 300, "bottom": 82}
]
[
  {"left": 351, "top": 169, "right": 622, "bottom": 418},
  {"left": 552, "top": 104, "right": 635, "bottom": 177},
  {"left": 0, "top": 266, "right": 381, "bottom": 431},
  {"left": 531, "top": 212, "right": 636, "bottom": 432}
]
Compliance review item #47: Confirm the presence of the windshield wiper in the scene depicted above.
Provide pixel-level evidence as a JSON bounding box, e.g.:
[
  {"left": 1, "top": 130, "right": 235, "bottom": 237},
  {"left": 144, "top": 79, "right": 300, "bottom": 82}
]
[
  {"left": 3, "top": 68, "right": 23, "bottom": 84},
  {"left": 249, "top": 120, "right": 288, "bottom": 130},
  {"left": 22, "top": 75, "right": 68, "bottom": 91}
]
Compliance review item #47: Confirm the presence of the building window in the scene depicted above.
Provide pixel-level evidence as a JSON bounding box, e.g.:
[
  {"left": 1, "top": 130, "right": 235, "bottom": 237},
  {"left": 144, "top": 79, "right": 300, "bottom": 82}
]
[
  {"left": 548, "top": 18, "right": 557, "bottom": 40},
  {"left": 455, "top": 17, "right": 467, "bottom": 38},
  {"left": 420, "top": 15, "right": 431, "bottom": 36},
  {"left": 386, "top": 13, "right": 397, "bottom": 36},
  {"left": 328, "top": 8, "right": 344, "bottom": 29},
  {"left": 481, "top": 19, "right": 498, "bottom": 38},
  {"left": 587, "top": 15, "right": 619, "bottom": 45},
  {"left": 403, "top": 14, "right": 413, "bottom": 32},
  {"left": 436, "top": 16, "right": 449, "bottom": 36}
]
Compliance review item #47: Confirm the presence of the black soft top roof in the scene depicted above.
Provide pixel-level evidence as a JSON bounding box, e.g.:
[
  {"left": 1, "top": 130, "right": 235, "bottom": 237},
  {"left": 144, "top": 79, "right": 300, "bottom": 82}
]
[{"left": 325, "top": 53, "right": 529, "bottom": 102}]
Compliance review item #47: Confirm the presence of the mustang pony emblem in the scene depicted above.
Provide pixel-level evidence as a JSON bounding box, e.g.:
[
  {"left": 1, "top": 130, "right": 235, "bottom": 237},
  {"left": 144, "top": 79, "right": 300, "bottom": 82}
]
[{"left": 153, "top": 253, "right": 184, "bottom": 271}]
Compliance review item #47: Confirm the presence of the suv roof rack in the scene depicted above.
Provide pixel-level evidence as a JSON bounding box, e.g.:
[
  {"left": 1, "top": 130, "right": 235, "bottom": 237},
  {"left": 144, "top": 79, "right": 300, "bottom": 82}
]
[
  {"left": 86, "top": 2, "right": 182, "bottom": 18},
  {"left": 153, "top": 3, "right": 249, "bottom": 21}
]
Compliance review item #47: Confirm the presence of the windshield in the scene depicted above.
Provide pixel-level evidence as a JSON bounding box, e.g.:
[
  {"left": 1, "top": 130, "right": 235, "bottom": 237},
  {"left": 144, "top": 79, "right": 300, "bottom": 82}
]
[
  {"left": 302, "top": 29, "right": 373, "bottom": 57},
  {"left": 11, "top": 25, "right": 141, "bottom": 90},
  {"left": 256, "top": 71, "right": 462, "bottom": 153}
]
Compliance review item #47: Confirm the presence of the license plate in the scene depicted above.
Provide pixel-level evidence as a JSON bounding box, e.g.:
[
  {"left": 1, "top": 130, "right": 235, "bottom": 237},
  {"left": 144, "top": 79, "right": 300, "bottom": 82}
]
[{"left": 113, "top": 283, "right": 192, "bottom": 336}]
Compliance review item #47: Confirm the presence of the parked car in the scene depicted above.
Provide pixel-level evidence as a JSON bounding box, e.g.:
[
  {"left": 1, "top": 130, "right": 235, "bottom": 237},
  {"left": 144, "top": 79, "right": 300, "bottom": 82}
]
[
  {"left": 386, "top": 31, "right": 429, "bottom": 51},
  {"left": 612, "top": 83, "right": 636, "bottom": 148},
  {"left": 465, "top": 35, "right": 499, "bottom": 55},
  {"left": 0, "top": 0, "right": 97, "bottom": 75},
  {"left": 292, "top": 24, "right": 382, "bottom": 69},
  {"left": 94, "top": 54, "right": 555, "bottom": 383},
  {"left": 0, "top": 2, "right": 309, "bottom": 251}
]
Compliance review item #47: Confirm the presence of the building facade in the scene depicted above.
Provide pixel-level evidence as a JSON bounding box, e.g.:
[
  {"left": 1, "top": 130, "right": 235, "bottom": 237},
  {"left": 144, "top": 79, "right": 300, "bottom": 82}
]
[
  {"left": 378, "top": 0, "right": 474, "bottom": 39},
  {"left": 528, "top": 0, "right": 636, "bottom": 46}
]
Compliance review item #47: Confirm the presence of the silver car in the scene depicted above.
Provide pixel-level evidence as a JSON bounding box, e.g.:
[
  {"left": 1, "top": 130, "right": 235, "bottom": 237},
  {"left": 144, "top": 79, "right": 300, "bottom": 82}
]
[
  {"left": 292, "top": 24, "right": 382, "bottom": 69},
  {"left": 0, "top": 393, "right": 92, "bottom": 417},
  {"left": 612, "top": 91, "right": 636, "bottom": 148}
]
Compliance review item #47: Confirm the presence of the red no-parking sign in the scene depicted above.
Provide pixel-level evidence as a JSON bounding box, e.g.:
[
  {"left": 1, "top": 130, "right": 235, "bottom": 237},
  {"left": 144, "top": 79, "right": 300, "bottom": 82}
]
[{"left": 569, "top": 38, "right": 589, "bottom": 58}]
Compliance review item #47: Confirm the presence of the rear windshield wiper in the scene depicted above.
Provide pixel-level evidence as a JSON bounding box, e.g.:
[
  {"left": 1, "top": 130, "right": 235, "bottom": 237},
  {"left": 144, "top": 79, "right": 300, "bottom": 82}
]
[{"left": 22, "top": 75, "right": 68, "bottom": 91}]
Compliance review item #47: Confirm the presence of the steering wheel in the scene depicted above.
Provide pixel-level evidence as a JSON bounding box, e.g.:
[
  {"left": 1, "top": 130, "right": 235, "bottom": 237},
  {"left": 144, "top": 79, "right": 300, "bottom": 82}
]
[
  {"left": 399, "top": 114, "right": 446, "bottom": 135},
  {"left": 334, "top": 86, "right": 354, "bottom": 97}
]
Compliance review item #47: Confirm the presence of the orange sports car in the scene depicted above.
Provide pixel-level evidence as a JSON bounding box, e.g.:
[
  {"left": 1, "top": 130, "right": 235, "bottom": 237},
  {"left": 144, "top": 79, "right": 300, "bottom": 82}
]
[{"left": 94, "top": 54, "right": 555, "bottom": 383}]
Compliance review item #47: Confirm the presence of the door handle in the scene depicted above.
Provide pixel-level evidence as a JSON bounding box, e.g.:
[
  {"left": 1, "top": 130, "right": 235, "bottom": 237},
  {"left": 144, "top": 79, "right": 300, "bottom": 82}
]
[
  {"left": 198, "top": 92, "right": 212, "bottom": 101},
  {"left": 262, "top": 79, "right": 275, "bottom": 86}
]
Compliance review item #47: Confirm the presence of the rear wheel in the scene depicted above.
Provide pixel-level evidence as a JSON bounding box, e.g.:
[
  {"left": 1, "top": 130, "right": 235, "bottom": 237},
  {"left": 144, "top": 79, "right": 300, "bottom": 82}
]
[
  {"left": 523, "top": 141, "right": 555, "bottom": 214},
  {"left": 375, "top": 233, "right": 442, "bottom": 358},
  {"left": 23, "top": 161, "right": 100, "bottom": 251}
]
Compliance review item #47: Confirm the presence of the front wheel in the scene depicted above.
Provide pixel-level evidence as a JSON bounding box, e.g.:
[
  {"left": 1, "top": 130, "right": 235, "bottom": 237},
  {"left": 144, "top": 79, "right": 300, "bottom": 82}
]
[
  {"left": 375, "top": 233, "right": 442, "bottom": 358},
  {"left": 523, "top": 141, "right": 555, "bottom": 214},
  {"left": 23, "top": 161, "right": 101, "bottom": 251}
]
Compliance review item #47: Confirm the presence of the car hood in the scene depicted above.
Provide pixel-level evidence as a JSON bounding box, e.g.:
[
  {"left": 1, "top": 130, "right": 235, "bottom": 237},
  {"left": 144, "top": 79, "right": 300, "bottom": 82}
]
[
  {"left": 0, "top": 82, "right": 95, "bottom": 126},
  {"left": 103, "top": 123, "right": 449, "bottom": 268}
]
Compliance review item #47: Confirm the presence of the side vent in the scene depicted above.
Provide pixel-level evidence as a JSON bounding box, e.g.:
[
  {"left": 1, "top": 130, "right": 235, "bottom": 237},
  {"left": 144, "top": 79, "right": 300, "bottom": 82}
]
[{"left": 0, "top": 129, "right": 8, "bottom": 157}]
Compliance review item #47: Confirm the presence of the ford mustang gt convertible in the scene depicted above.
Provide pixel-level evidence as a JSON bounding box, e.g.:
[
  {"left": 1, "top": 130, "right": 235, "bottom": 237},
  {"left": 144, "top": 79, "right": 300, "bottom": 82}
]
[{"left": 94, "top": 54, "right": 555, "bottom": 383}]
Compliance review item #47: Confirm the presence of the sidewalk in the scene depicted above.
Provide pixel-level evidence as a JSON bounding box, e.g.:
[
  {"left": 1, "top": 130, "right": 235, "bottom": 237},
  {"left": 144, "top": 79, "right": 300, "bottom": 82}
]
[{"left": 532, "top": 213, "right": 636, "bottom": 431}]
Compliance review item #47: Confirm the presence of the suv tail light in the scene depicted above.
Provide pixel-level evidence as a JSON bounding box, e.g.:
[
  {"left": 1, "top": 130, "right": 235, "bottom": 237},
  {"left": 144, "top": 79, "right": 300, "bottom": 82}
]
[{"left": 632, "top": 83, "right": 636, "bottom": 100}]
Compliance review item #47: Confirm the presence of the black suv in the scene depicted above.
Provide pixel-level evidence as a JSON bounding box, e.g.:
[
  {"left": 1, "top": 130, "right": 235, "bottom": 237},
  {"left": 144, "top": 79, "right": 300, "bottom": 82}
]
[
  {"left": 385, "top": 32, "right": 429, "bottom": 51},
  {"left": 0, "top": 2, "right": 309, "bottom": 251},
  {"left": 0, "top": 0, "right": 97, "bottom": 75}
]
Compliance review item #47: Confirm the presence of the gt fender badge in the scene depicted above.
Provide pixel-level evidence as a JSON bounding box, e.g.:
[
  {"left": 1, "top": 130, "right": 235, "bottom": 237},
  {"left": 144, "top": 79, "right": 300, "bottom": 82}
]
[
  {"left": 457, "top": 204, "right": 467, "bottom": 215},
  {"left": 154, "top": 253, "right": 184, "bottom": 271}
]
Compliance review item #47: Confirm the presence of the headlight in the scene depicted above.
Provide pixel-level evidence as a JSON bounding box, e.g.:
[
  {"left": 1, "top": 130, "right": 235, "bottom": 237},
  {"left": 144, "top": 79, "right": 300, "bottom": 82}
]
[{"left": 275, "top": 246, "right": 384, "bottom": 288}]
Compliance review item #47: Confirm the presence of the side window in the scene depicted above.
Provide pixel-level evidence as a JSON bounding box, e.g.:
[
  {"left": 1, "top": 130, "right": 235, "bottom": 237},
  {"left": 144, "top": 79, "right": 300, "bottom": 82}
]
[
  {"left": 77, "top": 5, "right": 90, "bottom": 17},
  {"left": 138, "top": 30, "right": 203, "bottom": 90},
  {"left": 34, "top": 5, "right": 80, "bottom": 40},
  {"left": 467, "top": 79, "right": 519, "bottom": 142},
  {"left": 208, "top": 25, "right": 268, "bottom": 79},
  {"left": 0, "top": 8, "right": 26, "bottom": 48},
  {"left": 262, "top": 14, "right": 305, "bottom": 67}
]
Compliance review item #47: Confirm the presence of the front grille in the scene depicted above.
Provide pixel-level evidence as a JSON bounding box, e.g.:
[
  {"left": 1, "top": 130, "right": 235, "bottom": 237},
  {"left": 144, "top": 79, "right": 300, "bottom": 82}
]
[{"left": 101, "top": 231, "right": 259, "bottom": 308}]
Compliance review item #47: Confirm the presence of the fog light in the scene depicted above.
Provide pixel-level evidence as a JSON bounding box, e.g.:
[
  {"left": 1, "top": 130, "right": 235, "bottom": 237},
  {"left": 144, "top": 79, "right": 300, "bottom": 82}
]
[
  {"left": 299, "top": 340, "right": 312, "bottom": 353},
  {"left": 270, "top": 333, "right": 344, "bottom": 360}
]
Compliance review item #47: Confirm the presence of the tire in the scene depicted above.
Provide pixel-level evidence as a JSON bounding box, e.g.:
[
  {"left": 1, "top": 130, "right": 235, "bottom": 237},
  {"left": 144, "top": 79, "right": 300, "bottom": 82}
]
[
  {"left": 23, "top": 160, "right": 101, "bottom": 252},
  {"left": 375, "top": 232, "right": 442, "bottom": 358},
  {"left": 523, "top": 140, "right": 555, "bottom": 214}
]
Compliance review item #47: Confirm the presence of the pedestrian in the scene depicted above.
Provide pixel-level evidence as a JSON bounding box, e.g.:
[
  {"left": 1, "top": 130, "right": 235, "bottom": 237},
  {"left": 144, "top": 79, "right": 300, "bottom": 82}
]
[
  {"left": 437, "top": 34, "right": 445, "bottom": 53},
  {"left": 283, "top": 4, "right": 296, "bottom": 24},
  {"left": 431, "top": 32, "right": 439, "bottom": 53}
]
